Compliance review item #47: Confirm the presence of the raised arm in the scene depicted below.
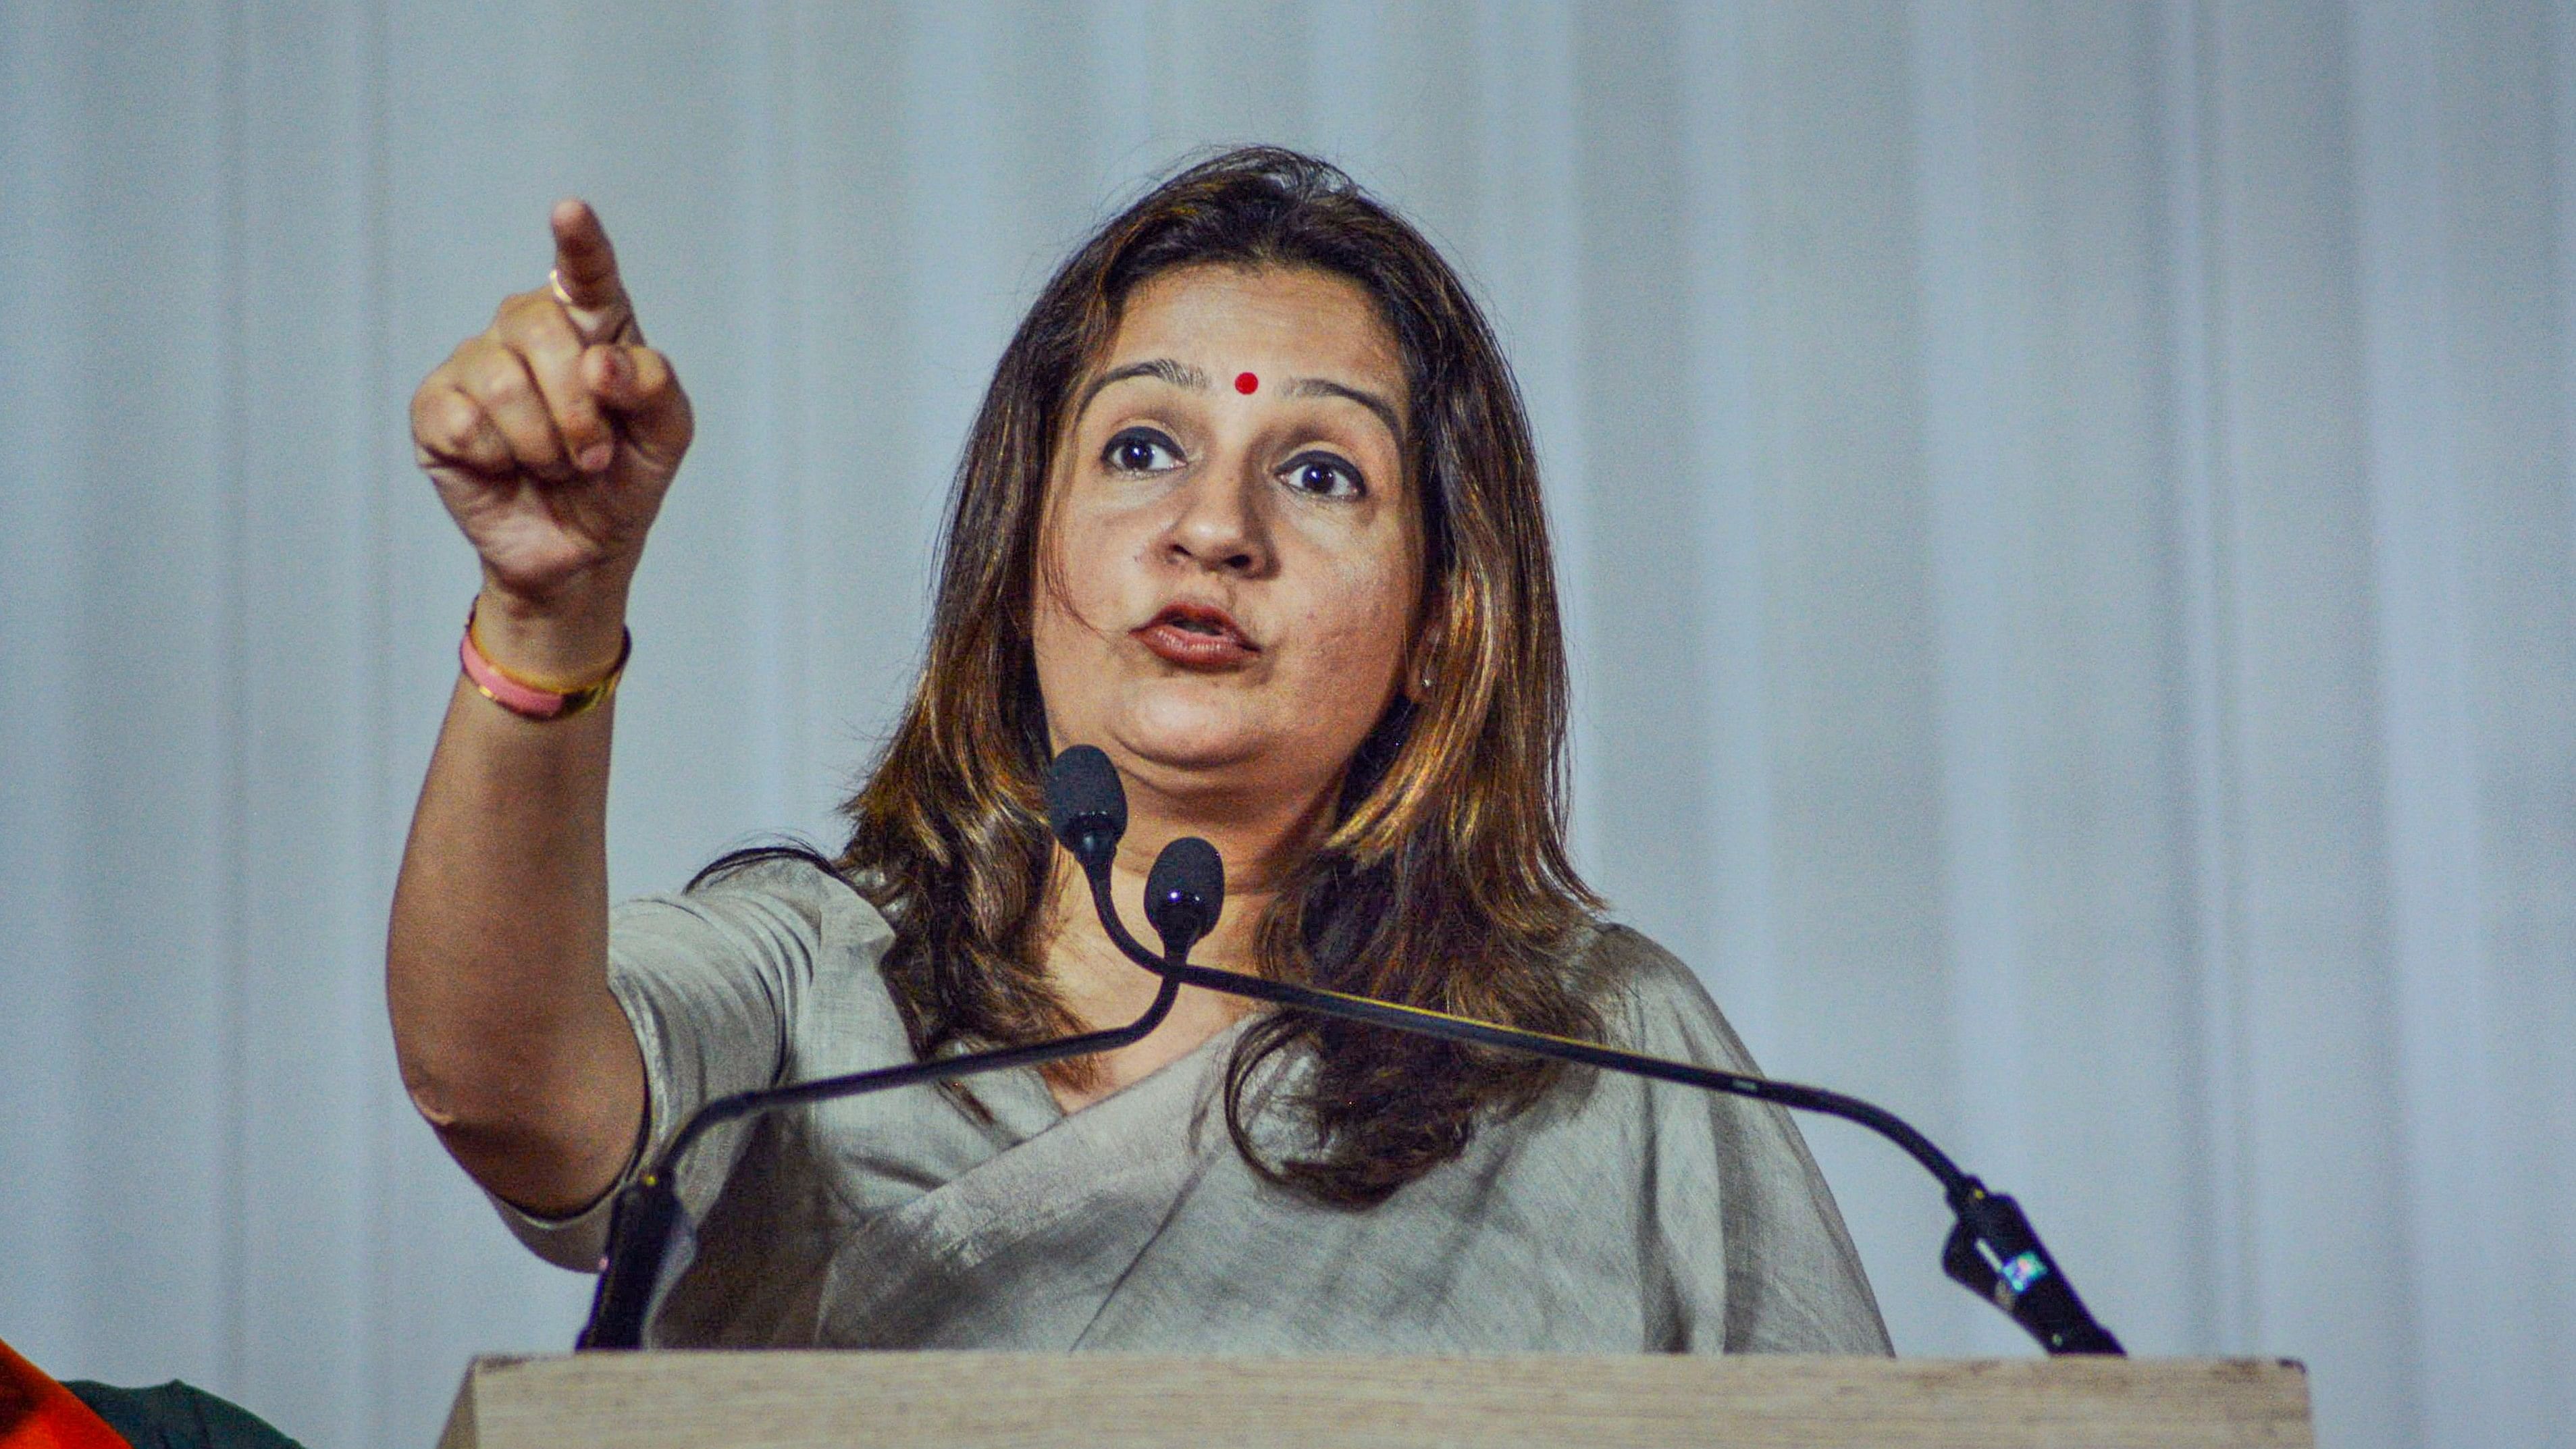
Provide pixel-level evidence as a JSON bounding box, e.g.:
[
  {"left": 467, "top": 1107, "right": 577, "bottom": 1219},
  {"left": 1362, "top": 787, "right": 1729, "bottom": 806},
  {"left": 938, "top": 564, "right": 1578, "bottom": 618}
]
[{"left": 388, "top": 201, "right": 693, "bottom": 1217}]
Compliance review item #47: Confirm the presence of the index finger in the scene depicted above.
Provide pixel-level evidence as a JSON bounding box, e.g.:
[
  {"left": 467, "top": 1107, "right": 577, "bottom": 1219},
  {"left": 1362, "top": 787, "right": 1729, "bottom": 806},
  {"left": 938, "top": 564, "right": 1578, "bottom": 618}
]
[{"left": 549, "top": 199, "right": 627, "bottom": 312}]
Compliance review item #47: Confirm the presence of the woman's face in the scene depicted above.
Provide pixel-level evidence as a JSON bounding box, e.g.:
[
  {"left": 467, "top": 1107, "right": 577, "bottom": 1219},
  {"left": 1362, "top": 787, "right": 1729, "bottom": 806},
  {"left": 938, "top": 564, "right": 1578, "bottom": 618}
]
[{"left": 1034, "top": 263, "right": 1421, "bottom": 825}]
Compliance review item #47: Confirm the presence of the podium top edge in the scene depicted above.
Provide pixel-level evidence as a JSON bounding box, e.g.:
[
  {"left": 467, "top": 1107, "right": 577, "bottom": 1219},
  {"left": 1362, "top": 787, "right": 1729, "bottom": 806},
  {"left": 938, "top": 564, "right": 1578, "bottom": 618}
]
[{"left": 463, "top": 1352, "right": 2306, "bottom": 1373}]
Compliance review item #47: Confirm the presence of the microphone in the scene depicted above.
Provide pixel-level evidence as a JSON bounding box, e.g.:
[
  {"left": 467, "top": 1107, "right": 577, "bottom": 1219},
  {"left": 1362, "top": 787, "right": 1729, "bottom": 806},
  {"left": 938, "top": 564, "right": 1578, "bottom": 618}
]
[
  {"left": 575, "top": 835, "right": 1207, "bottom": 1350},
  {"left": 1041, "top": 746, "right": 2124, "bottom": 1356},
  {"left": 1143, "top": 835, "right": 1224, "bottom": 956},
  {"left": 1045, "top": 739, "right": 1127, "bottom": 865}
]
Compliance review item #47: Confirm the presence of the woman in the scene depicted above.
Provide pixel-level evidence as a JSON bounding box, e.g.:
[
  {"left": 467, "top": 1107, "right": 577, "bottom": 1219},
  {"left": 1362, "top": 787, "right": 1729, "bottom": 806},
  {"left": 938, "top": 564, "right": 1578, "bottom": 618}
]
[{"left": 389, "top": 147, "right": 1888, "bottom": 1351}]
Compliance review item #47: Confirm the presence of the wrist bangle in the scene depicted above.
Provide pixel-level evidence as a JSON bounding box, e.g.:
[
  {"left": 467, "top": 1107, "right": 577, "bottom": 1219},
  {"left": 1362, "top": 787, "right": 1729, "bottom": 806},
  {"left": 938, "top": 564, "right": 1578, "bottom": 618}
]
[{"left": 459, "top": 601, "right": 630, "bottom": 720}]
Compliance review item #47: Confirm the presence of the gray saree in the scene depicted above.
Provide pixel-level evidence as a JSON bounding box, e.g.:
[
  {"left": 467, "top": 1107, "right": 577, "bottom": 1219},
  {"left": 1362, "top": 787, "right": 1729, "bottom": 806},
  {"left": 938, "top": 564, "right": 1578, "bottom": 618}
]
[{"left": 495, "top": 860, "right": 1891, "bottom": 1354}]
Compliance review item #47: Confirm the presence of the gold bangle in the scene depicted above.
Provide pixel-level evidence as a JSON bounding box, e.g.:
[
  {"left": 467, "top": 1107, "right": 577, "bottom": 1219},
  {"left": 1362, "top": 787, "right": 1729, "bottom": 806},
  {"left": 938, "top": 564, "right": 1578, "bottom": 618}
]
[{"left": 461, "top": 602, "right": 630, "bottom": 721}]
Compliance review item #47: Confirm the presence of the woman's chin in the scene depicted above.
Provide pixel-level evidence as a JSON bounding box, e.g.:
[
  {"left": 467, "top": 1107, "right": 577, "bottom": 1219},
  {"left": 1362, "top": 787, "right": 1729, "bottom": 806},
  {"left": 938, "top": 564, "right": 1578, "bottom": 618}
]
[
  {"left": 1109, "top": 724, "right": 1261, "bottom": 776},
  {"left": 1100, "top": 699, "right": 1281, "bottom": 779}
]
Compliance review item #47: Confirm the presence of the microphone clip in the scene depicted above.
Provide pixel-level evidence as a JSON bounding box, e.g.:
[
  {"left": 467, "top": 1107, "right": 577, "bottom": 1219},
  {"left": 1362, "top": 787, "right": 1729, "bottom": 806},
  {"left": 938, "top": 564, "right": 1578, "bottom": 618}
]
[{"left": 1941, "top": 1179, "right": 2124, "bottom": 1355}]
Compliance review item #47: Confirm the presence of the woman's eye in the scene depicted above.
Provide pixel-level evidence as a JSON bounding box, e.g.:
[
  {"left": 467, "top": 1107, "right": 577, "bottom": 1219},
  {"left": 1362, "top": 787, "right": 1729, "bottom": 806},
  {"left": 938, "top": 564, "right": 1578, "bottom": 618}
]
[
  {"left": 1284, "top": 453, "right": 1365, "bottom": 499},
  {"left": 1103, "top": 429, "right": 1182, "bottom": 474}
]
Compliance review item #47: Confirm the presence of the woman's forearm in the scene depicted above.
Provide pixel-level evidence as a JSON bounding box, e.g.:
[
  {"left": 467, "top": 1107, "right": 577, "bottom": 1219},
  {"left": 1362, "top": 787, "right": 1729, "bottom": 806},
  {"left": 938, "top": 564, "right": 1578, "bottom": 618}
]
[{"left": 387, "top": 588, "right": 646, "bottom": 1217}]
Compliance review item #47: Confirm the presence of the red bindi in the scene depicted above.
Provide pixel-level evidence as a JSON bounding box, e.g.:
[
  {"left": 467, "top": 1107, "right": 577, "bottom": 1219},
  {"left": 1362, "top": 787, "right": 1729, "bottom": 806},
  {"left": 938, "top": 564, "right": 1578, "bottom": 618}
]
[{"left": 1234, "top": 371, "right": 1259, "bottom": 395}]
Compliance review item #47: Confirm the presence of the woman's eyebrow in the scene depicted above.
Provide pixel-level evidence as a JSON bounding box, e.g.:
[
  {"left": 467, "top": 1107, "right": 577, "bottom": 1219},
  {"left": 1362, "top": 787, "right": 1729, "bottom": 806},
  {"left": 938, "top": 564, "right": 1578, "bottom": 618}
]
[
  {"left": 1288, "top": 377, "right": 1404, "bottom": 443},
  {"left": 1075, "top": 358, "right": 1207, "bottom": 419}
]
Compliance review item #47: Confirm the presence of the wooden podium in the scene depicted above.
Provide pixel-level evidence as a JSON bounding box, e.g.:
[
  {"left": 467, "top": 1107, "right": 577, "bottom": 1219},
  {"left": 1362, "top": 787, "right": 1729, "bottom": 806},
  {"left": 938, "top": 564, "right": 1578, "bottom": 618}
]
[{"left": 437, "top": 1353, "right": 2313, "bottom": 1448}]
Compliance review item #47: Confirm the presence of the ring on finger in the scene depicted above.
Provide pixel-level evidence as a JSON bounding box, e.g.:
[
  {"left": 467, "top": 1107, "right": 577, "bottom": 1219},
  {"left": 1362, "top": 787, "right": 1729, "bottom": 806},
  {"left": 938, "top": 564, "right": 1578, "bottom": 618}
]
[{"left": 549, "top": 267, "right": 578, "bottom": 308}]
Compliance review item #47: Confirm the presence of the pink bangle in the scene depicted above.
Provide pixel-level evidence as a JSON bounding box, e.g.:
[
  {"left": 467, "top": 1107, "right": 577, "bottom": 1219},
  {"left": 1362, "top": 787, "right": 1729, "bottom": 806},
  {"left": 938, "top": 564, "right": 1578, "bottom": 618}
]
[{"left": 459, "top": 602, "right": 629, "bottom": 721}]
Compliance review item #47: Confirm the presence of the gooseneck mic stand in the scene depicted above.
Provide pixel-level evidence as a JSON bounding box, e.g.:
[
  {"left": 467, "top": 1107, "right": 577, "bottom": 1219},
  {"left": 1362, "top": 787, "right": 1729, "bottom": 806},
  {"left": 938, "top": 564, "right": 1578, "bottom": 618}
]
[
  {"left": 579, "top": 745, "right": 2121, "bottom": 1356},
  {"left": 1044, "top": 745, "right": 2124, "bottom": 1357}
]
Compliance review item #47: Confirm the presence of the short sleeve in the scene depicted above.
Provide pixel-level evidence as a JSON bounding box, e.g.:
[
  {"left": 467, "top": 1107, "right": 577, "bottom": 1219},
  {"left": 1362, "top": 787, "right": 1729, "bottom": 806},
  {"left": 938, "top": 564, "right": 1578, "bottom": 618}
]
[
  {"left": 1598, "top": 926, "right": 1893, "bottom": 1354},
  {"left": 488, "top": 858, "right": 868, "bottom": 1269}
]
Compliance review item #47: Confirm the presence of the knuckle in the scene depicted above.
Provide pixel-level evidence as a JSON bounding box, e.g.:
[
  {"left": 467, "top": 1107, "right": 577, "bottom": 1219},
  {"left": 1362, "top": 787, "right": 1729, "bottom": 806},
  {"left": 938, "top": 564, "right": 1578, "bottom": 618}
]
[
  {"left": 415, "top": 390, "right": 481, "bottom": 450},
  {"left": 556, "top": 412, "right": 605, "bottom": 450},
  {"left": 448, "top": 335, "right": 507, "bottom": 381},
  {"left": 473, "top": 357, "right": 535, "bottom": 406},
  {"left": 500, "top": 294, "right": 575, "bottom": 349},
  {"left": 535, "top": 361, "right": 602, "bottom": 430},
  {"left": 462, "top": 429, "right": 512, "bottom": 469},
  {"left": 424, "top": 389, "right": 478, "bottom": 439},
  {"left": 501, "top": 411, "right": 567, "bottom": 465},
  {"left": 500, "top": 406, "right": 561, "bottom": 448}
]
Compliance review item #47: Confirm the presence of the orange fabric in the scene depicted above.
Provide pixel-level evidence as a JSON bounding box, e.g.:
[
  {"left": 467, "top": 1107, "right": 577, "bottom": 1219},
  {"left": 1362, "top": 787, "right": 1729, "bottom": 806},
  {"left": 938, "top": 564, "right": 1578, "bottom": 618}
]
[{"left": 0, "top": 1338, "right": 129, "bottom": 1449}]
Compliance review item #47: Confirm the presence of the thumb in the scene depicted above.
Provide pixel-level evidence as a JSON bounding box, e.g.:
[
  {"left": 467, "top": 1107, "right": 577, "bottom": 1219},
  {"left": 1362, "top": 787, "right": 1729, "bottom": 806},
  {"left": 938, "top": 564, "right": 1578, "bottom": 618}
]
[{"left": 587, "top": 343, "right": 693, "bottom": 467}]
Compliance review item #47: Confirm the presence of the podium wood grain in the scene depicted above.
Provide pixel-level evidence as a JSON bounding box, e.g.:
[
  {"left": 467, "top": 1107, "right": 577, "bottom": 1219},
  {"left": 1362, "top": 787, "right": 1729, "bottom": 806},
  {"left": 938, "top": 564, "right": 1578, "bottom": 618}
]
[{"left": 437, "top": 1353, "right": 2313, "bottom": 1448}]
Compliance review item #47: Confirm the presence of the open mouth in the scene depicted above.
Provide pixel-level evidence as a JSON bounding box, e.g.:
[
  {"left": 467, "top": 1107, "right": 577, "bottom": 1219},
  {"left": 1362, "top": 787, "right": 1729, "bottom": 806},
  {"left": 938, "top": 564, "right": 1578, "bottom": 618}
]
[{"left": 1133, "top": 602, "right": 1257, "bottom": 667}]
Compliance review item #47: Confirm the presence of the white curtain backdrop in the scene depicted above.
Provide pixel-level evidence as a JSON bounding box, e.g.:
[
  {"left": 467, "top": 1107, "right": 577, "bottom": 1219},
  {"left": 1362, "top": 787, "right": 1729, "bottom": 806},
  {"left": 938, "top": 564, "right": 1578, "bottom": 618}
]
[{"left": 5, "top": 3, "right": 2572, "bottom": 1446}]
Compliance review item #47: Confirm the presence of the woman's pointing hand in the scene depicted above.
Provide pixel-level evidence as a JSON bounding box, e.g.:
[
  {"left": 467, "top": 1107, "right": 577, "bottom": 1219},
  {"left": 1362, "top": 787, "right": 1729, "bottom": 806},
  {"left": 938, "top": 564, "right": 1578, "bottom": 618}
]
[{"left": 412, "top": 200, "right": 693, "bottom": 631}]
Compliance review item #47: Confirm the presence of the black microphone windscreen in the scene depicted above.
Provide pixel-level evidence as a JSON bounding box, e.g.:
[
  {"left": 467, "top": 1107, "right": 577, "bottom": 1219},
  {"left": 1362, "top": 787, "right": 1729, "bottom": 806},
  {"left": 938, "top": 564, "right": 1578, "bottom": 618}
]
[
  {"left": 1145, "top": 836, "right": 1225, "bottom": 948},
  {"left": 1045, "top": 745, "right": 1127, "bottom": 851}
]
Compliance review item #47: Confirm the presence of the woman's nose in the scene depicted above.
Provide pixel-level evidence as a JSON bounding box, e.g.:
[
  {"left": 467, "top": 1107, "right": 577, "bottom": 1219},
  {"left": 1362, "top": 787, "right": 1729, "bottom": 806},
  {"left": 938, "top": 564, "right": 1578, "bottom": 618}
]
[{"left": 1163, "top": 466, "right": 1272, "bottom": 576}]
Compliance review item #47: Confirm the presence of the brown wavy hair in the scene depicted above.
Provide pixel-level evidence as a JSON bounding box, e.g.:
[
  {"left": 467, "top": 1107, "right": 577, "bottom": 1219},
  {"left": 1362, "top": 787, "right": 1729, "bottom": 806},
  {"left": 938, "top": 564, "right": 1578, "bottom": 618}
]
[{"left": 831, "top": 145, "right": 1600, "bottom": 1206}]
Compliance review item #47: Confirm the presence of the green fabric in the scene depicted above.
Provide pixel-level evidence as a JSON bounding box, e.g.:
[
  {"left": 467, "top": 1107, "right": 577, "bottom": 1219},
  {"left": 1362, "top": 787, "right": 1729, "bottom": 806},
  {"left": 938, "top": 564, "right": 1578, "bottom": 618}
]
[{"left": 61, "top": 1381, "right": 305, "bottom": 1449}]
